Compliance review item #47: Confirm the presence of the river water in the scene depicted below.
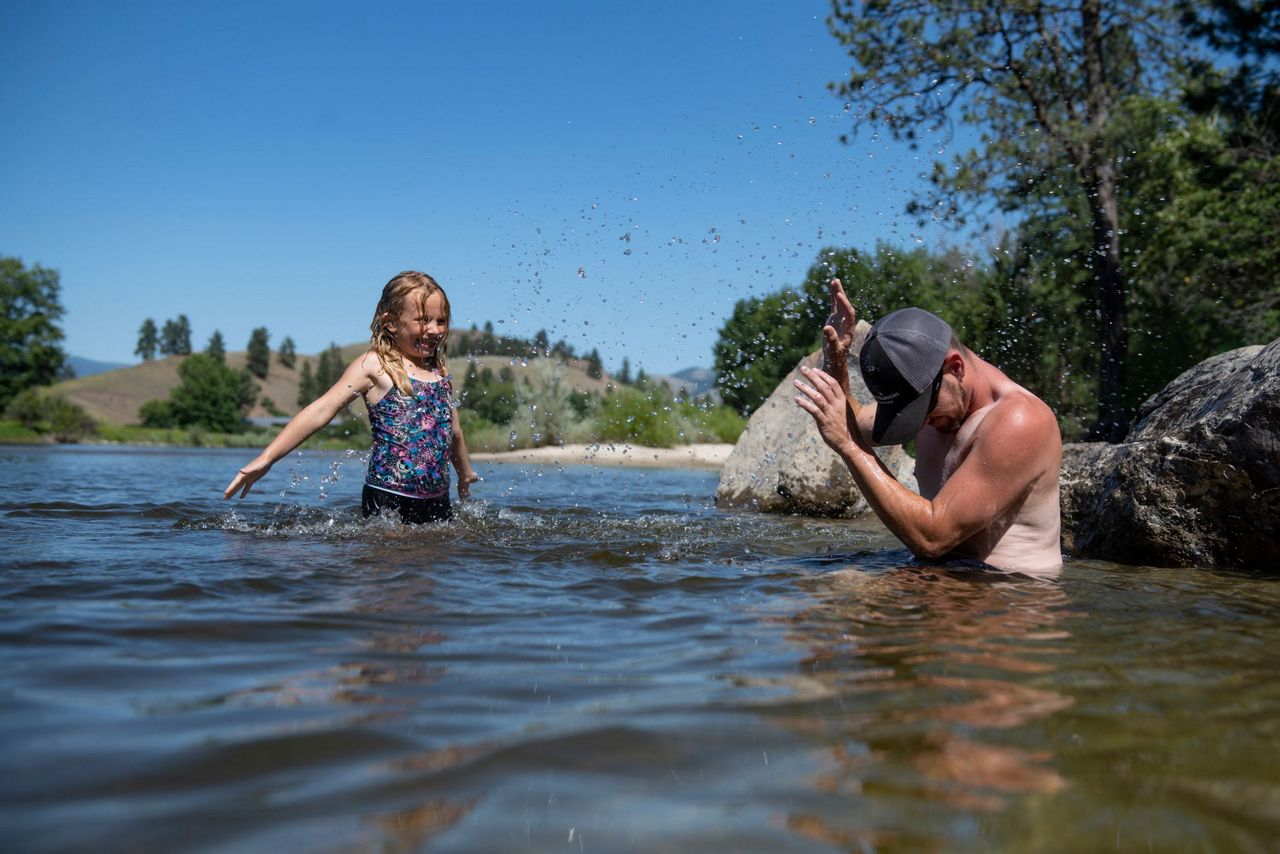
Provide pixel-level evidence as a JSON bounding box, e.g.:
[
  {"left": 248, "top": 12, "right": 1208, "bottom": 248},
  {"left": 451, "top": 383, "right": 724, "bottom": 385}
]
[{"left": 2, "top": 445, "right": 1277, "bottom": 851}]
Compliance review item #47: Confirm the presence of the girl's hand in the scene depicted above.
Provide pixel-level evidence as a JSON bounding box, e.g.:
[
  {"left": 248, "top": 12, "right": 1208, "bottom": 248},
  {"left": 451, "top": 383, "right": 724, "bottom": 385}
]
[
  {"left": 224, "top": 457, "right": 272, "bottom": 499},
  {"left": 456, "top": 470, "right": 480, "bottom": 501}
]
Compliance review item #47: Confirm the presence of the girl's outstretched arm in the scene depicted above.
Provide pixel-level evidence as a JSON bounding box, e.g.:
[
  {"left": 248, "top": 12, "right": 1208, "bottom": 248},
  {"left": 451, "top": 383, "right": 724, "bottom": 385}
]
[
  {"left": 223, "top": 354, "right": 377, "bottom": 499},
  {"left": 450, "top": 406, "right": 479, "bottom": 500}
]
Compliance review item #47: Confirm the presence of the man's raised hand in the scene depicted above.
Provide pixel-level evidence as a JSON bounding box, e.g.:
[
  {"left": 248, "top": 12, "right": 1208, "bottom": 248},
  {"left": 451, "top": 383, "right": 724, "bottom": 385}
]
[{"left": 821, "top": 278, "right": 857, "bottom": 392}]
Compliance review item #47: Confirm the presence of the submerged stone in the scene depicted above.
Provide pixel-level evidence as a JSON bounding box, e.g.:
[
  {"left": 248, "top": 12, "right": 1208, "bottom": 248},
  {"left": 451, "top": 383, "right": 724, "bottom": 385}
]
[
  {"left": 715, "top": 320, "right": 916, "bottom": 518},
  {"left": 1062, "top": 338, "right": 1280, "bottom": 569}
]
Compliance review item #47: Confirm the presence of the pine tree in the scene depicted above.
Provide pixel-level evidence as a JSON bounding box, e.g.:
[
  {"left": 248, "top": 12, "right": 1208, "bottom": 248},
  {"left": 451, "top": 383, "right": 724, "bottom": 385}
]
[
  {"left": 135, "top": 319, "right": 158, "bottom": 361},
  {"left": 160, "top": 319, "right": 180, "bottom": 356},
  {"left": 246, "top": 327, "right": 270, "bottom": 379},
  {"left": 314, "top": 343, "right": 345, "bottom": 389},
  {"left": 173, "top": 315, "right": 192, "bottom": 355},
  {"left": 297, "top": 360, "right": 314, "bottom": 407},
  {"left": 277, "top": 336, "right": 297, "bottom": 369},
  {"left": 206, "top": 330, "right": 226, "bottom": 362}
]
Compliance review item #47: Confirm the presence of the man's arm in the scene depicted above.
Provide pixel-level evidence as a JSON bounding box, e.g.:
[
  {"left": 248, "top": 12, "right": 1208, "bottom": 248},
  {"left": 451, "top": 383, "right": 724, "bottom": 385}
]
[{"left": 795, "top": 367, "right": 1052, "bottom": 560}]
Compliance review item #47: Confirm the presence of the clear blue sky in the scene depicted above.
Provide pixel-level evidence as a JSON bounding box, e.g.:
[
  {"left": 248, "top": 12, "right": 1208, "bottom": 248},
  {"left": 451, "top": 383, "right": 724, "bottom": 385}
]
[{"left": 1, "top": 0, "right": 964, "bottom": 375}]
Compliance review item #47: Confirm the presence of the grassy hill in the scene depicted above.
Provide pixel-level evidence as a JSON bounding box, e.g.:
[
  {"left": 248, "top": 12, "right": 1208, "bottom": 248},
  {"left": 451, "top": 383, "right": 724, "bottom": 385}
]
[{"left": 51, "top": 343, "right": 612, "bottom": 427}]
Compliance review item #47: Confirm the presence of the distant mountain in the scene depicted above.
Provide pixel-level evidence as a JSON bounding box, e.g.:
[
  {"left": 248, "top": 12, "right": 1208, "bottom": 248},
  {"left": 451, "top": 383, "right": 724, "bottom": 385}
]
[
  {"left": 670, "top": 367, "right": 717, "bottom": 396},
  {"left": 643, "top": 366, "right": 720, "bottom": 402},
  {"left": 67, "top": 355, "right": 130, "bottom": 378}
]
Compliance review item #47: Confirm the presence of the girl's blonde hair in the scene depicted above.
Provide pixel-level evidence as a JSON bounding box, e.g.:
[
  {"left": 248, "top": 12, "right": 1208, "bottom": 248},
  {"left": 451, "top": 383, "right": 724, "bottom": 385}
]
[{"left": 369, "top": 271, "right": 451, "bottom": 396}]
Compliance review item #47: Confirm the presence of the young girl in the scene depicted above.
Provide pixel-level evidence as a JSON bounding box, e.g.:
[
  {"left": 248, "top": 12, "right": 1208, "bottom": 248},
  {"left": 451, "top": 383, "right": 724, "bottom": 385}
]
[{"left": 224, "top": 271, "right": 479, "bottom": 523}]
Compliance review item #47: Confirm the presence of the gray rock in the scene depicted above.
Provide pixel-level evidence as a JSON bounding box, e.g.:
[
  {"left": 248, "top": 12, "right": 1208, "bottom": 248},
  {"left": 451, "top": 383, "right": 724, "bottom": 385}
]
[
  {"left": 1061, "top": 340, "right": 1280, "bottom": 568},
  {"left": 715, "top": 321, "right": 917, "bottom": 517}
]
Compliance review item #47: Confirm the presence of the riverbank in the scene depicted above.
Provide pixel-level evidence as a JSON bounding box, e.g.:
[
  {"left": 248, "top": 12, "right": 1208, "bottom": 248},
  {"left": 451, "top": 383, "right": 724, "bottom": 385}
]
[{"left": 471, "top": 442, "right": 734, "bottom": 470}]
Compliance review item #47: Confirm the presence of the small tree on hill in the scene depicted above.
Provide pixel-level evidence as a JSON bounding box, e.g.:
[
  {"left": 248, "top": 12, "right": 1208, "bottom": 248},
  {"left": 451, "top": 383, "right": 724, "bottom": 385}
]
[
  {"left": 246, "top": 327, "right": 270, "bottom": 379},
  {"left": 277, "top": 336, "right": 296, "bottom": 369},
  {"left": 206, "top": 330, "right": 226, "bottom": 362},
  {"left": 618, "top": 358, "right": 631, "bottom": 386},
  {"left": 174, "top": 315, "right": 192, "bottom": 355},
  {"left": 159, "top": 316, "right": 192, "bottom": 356},
  {"left": 297, "top": 360, "right": 314, "bottom": 407},
  {"left": 159, "top": 320, "right": 178, "bottom": 356},
  {"left": 135, "top": 319, "right": 158, "bottom": 361},
  {"left": 315, "top": 343, "right": 345, "bottom": 389},
  {"left": 586, "top": 348, "right": 603, "bottom": 379}
]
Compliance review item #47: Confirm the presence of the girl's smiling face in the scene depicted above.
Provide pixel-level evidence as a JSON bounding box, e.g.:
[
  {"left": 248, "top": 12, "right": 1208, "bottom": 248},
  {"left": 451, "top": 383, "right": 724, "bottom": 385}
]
[{"left": 387, "top": 291, "right": 448, "bottom": 364}]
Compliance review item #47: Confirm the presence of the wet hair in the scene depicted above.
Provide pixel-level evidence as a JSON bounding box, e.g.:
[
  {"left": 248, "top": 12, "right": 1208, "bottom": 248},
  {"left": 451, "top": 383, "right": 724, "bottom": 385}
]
[{"left": 369, "top": 271, "right": 451, "bottom": 396}]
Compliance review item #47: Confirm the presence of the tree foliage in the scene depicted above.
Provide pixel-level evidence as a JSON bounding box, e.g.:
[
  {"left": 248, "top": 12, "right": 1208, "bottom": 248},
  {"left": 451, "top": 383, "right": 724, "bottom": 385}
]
[
  {"left": 827, "top": 0, "right": 1188, "bottom": 438},
  {"left": 135, "top": 319, "right": 158, "bottom": 361},
  {"left": 139, "top": 353, "right": 257, "bottom": 432},
  {"left": 5, "top": 387, "right": 96, "bottom": 443},
  {"left": 461, "top": 361, "right": 519, "bottom": 426},
  {"left": 246, "top": 327, "right": 270, "bottom": 378},
  {"left": 585, "top": 348, "right": 603, "bottom": 379},
  {"left": 206, "top": 330, "right": 226, "bottom": 362},
  {"left": 277, "top": 335, "right": 296, "bottom": 368},
  {"left": 0, "top": 256, "right": 69, "bottom": 409},
  {"left": 297, "top": 360, "right": 314, "bottom": 407},
  {"left": 159, "top": 315, "right": 192, "bottom": 356},
  {"left": 315, "top": 343, "right": 345, "bottom": 389}
]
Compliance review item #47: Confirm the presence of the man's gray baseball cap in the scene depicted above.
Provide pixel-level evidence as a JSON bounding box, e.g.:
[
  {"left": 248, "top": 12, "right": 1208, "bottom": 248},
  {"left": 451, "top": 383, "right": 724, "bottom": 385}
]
[{"left": 858, "top": 307, "right": 952, "bottom": 445}]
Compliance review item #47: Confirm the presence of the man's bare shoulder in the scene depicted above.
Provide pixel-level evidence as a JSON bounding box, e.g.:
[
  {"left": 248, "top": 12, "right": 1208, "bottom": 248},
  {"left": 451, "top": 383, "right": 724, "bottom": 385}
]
[{"left": 975, "top": 390, "right": 1062, "bottom": 466}]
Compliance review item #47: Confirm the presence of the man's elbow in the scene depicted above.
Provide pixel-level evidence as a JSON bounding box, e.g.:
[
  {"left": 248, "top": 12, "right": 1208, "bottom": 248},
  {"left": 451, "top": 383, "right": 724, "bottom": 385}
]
[
  {"left": 907, "top": 528, "right": 961, "bottom": 562},
  {"left": 909, "top": 541, "right": 950, "bottom": 562}
]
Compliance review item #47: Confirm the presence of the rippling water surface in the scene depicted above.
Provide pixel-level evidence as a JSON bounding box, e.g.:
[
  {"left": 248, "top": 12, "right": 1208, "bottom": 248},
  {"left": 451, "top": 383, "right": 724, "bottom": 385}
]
[{"left": 2, "top": 445, "right": 1278, "bottom": 851}]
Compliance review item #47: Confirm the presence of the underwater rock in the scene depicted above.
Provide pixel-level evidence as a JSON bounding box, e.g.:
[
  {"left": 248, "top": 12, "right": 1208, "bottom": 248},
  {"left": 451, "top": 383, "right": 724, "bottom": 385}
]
[
  {"left": 715, "top": 320, "right": 917, "bottom": 517},
  {"left": 1061, "top": 339, "right": 1279, "bottom": 568}
]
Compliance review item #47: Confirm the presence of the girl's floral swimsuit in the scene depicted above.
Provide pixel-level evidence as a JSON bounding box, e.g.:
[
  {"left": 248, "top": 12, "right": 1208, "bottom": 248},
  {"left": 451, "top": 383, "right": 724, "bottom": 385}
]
[{"left": 362, "top": 375, "right": 454, "bottom": 522}]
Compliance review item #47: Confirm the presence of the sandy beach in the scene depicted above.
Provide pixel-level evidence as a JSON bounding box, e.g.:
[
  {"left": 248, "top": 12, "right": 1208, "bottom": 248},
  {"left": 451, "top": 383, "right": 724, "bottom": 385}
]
[{"left": 470, "top": 442, "right": 734, "bottom": 470}]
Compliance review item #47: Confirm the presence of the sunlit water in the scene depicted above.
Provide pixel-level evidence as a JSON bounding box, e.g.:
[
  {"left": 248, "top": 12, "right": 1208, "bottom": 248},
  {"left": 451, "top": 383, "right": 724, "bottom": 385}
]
[{"left": 2, "top": 445, "right": 1277, "bottom": 851}]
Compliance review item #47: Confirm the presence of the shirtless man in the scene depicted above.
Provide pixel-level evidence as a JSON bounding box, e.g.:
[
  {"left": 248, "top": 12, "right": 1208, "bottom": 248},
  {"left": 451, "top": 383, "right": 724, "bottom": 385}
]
[{"left": 793, "top": 280, "right": 1062, "bottom": 575}]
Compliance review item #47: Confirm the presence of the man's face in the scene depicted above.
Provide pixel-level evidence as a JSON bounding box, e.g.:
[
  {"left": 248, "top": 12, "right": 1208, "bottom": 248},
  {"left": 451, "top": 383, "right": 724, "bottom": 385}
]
[{"left": 924, "top": 374, "right": 966, "bottom": 434}]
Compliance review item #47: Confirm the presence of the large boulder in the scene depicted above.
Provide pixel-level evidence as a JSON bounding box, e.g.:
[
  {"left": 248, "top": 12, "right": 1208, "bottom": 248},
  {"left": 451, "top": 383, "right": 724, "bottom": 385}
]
[
  {"left": 1061, "top": 339, "right": 1280, "bottom": 568},
  {"left": 715, "top": 321, "right": 917, "bottom": 517}
]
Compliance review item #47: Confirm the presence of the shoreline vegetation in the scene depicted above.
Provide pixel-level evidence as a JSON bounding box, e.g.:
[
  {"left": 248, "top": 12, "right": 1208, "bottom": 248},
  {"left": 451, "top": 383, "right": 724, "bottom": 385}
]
[
  {"left": 3, "top": 326, "right": 748, "bottom": 461},
  {"left": 0, "top": 422, "right": 735, "bottom": 470}
]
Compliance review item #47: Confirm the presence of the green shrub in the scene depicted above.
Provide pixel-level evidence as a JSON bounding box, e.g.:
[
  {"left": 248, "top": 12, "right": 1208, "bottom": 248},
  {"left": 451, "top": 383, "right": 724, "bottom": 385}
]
[
  {"left": 678, "top": 400, "right": 746, "bottom": 444},
  {"left": 4, "top": 388, "right": 97, "bottom": 443},
  {"left": 138, "top": 353, "right": 258, "bottom": 432},
  {"left": 139, "top": 399, "right": 177, "bottom": 428},
  {"left": 597, "top": 385, "right": 682, "bottom": 447},
  {"left": 260, "top": 396, "right": 287, "bottom": 417},
  {"left": 5, "top": 388, "right": 46, "bottom": 427},
  {"left": 47, "top": 397, "right": 97, "bottom": 443}
]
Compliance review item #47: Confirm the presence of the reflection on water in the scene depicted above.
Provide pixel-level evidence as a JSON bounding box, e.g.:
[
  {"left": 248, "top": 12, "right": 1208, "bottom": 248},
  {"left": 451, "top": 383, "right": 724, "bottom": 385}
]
[
  {"left": 778, "top": 567, "right": 1076, "bottom": 846},
  {"left": 1, "top": 446, "right": 1279, "bottom": 851}
]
